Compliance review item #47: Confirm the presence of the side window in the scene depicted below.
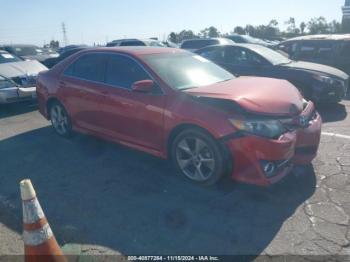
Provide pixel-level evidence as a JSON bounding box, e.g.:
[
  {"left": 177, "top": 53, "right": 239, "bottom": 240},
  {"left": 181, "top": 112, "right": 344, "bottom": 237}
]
[
  {"left": 339, "top": 42, "right": 350, "bottom": 58},
  {"left": 199, "top": 48, "right": 225, "bottom": 62},
  {"left": 298, "top": 41, "right": 318, "bottom": 60},
  {"left": 224, "top": 48, "right": 263, "bottom": 65},
  {"left": 105, "top": 55, "right": 150, "bottom": 89},
  {"left": 64, "top": 53, "right": 106, "bottom": 82},
  {"left": 317, "top": 41, "right": 335, "bottom": 60}
]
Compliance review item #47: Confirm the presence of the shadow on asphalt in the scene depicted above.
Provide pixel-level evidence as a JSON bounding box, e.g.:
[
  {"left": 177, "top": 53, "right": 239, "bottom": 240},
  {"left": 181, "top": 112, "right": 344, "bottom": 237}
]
[
  {"left": 316, "top": 102, "right": 347, "bottom": 123},
  {"left": 0, "top": 126, "right": 317, "bottom": 256},
  {"left": 0, "top": 101, "right": 38, "bottom": 119}
]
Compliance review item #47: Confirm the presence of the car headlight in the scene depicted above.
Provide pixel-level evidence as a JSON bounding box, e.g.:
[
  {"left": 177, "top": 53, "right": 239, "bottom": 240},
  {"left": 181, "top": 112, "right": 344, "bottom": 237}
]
[
  {"left": 229, "top": 119, "right": 287, "bottom": 139},
  {"left": 0, "top": 76, "right": 16, "bottom": 89},
  {"left": 313, "top": 75, "right": 339, "bottom": 86}
]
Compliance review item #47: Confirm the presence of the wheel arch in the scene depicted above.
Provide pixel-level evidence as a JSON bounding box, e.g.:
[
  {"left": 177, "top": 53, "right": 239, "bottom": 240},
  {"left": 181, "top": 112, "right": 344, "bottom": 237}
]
[
  {"left": 46, "top": 97, "right": 62, "bottom": 120},
  {"left": 166, "top": 123, "right": 231, "bottom": 161}
]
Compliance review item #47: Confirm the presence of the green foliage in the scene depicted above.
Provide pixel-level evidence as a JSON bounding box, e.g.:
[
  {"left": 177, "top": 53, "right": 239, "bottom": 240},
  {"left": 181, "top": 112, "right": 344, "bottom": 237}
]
[
  {"left": 200, "top": 26, "right": 220, "bottom": 38},
  {"left": 167, "top": 17, "right": 343, "bottom": 43}
]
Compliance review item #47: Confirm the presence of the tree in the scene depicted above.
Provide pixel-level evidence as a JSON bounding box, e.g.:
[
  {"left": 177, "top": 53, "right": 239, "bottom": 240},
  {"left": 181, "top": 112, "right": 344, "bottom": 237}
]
[
  {"left": 233, "top": 26, "right": 245, "bottom": 35},
  {"left": 178, "top": 30, "right": 198, "bottom": 42},
  {"left": 307, "top": 17, "right": 330, "bottom": 34},
  {"left": 285, "top": 17, "right": 300, "bottom": 35},
  {"left": 169, "top": 32, "right": 178, "bottom": 43},
  {"left": 268, "top": 20, "right": 279, "bottom": 27},
  {"left": 300, "top": 22, "right": 306, "bottom": 34},
  {"left": 200, "top": 26, "right": 220, "bottom": 38},
  {"left": 49, "top": 40, "right": 59, "bottom": 49},
  {"left": 329, "top": 20, "right": 342, "bottom": 33}
]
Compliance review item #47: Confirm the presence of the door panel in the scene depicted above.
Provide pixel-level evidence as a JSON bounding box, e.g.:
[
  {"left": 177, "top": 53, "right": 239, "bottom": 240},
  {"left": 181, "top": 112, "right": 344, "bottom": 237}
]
[{"left": 95, "top": 85, "right": 165, "bottom": 150}]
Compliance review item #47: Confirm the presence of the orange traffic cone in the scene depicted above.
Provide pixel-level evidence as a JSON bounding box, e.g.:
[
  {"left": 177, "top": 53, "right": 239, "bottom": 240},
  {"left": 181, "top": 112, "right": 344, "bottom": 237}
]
[{"left": 20, "top": 179, "right": 67, "bottom": 262}]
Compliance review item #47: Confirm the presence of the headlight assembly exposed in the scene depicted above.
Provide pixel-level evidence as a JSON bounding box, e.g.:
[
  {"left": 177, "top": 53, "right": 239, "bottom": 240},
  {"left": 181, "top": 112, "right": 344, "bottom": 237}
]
[{"left": 229, "top": 119, "right": 287, "bottom": 139}]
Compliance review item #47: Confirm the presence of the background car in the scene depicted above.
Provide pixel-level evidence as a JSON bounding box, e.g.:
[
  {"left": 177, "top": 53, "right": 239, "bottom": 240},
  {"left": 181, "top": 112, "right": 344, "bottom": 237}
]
[
  {"left": 58, "top": 44, "right": 88, "bottom": 54},
  {"left": 43, "top": 47, "right": 88, "bottom": 68},
  {"left": 106, "top": 38, "right": 166, "bottom": 47},
  {"left": 196, "top": 44, "right": 349, "bottom": 103},
  {"left": 180, "top": 38, "right": 235, "bottom": 52},
  {"left": 275, "top": 34, "right": 350, "bottom": 78},
  {"left": 226, "top": 34, "right": 272, "bottom": 46},
  {"left": 36, "top": 47, "right": 321, "bottom": 186},
  {"left": 0, "top": 50, "right": 47, "bottom": 103},
  {"left": 3, "top": 44, "right": 59, "bottom": 63}
]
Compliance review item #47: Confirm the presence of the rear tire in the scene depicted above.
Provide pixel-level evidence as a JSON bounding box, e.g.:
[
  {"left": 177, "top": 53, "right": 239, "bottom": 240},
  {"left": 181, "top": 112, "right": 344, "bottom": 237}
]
[
  {"left": 171, "top": 128, "right": 226, "bottom": 186},
  {"left": 49, "top": 101, "right": 72, "bottom": 137}
]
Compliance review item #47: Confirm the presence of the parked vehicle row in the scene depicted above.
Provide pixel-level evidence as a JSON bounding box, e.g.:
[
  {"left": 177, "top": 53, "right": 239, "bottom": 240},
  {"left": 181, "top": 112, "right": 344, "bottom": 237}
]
[
  {"left": 36, "top": 47, "right": 322, "bottom": 186},
  {"left": 275, "top": 34, "right": 350, "bottom": 79},
  {"left": 0, "top": 50, "right": 47, "bottom": 103},
  {"left": 196, "top": 44, "right": 349, "bottom": 103},
  {"left": 1, "top": 44, "right": 59, "bottom": 63}
]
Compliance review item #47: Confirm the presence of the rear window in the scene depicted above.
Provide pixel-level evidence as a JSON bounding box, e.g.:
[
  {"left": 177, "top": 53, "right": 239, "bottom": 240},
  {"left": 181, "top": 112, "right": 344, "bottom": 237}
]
[
  {"left": 181, "top": 40, "right": 218, "bottom": 49},
  {"left": 298, "top": 42, "right": 318, "bottom": 59},
  {"left": 120, "top": 41, "right": 146, "bottom": 46}
]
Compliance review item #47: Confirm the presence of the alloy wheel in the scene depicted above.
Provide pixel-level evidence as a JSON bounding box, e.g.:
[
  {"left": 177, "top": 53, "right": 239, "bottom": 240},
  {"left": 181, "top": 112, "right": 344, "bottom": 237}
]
[
  {"left": 175, "top": 136, "right": 216, "bottom": 182},
  {"left": 51, "top": 104, "right": 69, "bottom": 136}
]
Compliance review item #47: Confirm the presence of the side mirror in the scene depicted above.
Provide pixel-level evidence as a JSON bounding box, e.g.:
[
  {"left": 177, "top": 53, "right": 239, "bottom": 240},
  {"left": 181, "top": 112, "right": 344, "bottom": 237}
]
[{"left": 131, "top": 80, "right": 154, "bottom": 93}]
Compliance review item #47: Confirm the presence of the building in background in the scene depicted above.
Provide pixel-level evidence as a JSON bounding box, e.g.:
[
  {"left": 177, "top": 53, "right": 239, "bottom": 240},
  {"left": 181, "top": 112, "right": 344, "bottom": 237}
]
[{"left": 343, "top": 0, "right": 350, "bottom": 32}]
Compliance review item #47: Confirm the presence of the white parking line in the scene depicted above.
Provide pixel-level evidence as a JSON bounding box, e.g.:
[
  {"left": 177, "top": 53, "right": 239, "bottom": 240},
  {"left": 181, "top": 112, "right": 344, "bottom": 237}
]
[{"left": 322, "top": 132, "right": 350, "bottom": 140}]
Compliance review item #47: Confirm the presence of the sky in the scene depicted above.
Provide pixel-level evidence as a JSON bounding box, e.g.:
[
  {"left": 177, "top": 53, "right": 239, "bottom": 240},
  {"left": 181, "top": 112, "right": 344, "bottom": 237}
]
[{"left": 0, "top": 0, "right": 346, "bottom": 46}]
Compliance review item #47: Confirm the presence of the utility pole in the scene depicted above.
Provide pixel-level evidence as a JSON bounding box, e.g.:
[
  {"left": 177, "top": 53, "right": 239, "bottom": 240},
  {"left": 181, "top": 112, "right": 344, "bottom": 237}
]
[{"left": 62, "top": 22, "right": 68, "bottom": 47}]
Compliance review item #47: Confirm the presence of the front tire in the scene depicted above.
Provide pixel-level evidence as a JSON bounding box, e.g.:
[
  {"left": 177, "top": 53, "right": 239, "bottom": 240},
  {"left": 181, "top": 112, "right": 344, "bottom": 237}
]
[
  {"left": 171, "top": 128, "right": 226, "bottom": 186},
  {"left": 49, "top": 101, "right": 72, "bottom": 137}
]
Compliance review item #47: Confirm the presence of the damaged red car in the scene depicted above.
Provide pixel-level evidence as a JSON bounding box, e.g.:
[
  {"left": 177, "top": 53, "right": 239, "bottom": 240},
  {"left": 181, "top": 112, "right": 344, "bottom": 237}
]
[{"left": 36, "top": 47, "right": 322, "bottom": 186}]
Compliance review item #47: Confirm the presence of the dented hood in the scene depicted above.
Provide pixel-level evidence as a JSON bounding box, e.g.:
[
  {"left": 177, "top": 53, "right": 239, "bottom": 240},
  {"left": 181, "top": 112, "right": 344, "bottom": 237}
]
[{"left": 184, "top": 77, "right": 304, "bottom": 116}]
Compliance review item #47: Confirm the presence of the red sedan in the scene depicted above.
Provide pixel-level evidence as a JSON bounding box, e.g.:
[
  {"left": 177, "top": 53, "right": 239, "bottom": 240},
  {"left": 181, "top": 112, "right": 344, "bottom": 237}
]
[{"left": 36, "top": 47, "right": 322, "bottom": 186}]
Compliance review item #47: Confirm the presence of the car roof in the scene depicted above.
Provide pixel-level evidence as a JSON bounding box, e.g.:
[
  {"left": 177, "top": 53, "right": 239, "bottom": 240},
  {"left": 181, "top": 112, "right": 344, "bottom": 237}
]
[
  {"left": 197, "top": 43, "right": 263, "bottom": 50},
  {"left": 78, "top": 46, "right": 186, "bottom": 56},
  {"left": 285, "top": 34, "right": 350, "bottom": 42},
  {"left": 182, "top": 38, "right": 229, "bottom": 42}
]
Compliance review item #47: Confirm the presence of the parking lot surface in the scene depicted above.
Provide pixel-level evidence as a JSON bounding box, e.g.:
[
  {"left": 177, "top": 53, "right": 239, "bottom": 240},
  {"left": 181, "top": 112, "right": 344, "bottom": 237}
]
[{"left": 0, "top": 99, "right": 349, "bottom": 259}]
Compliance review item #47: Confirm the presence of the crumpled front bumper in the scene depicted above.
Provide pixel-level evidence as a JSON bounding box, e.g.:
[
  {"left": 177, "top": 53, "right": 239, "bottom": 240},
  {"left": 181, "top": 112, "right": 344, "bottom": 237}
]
[
  {"left": 0, "top": 87, "right": 36, "bottom": 104},
  {"left": 224, "top": 104, "right": 322, "bottom": 186}
]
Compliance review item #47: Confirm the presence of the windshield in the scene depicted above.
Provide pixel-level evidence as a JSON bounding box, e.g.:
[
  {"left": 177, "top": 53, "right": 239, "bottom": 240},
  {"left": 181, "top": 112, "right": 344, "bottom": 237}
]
[
  {"left": 144, "top": 52, "right": 234, "bottom": 90},
  {"left": 12, "top": 46, "right": 41, "bottom": 56},
  {"left": 249, "top": 45, "right": 291, "bottom": 65},
  {"left": 0, "top": 52, "right": 22, "bottom": 64}
]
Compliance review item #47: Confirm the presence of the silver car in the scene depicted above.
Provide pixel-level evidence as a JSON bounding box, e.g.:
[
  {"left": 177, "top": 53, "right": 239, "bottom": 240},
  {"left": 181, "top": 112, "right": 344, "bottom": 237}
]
[{"left": 0, "top": 50, "right": 47, "bottom": 103}]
